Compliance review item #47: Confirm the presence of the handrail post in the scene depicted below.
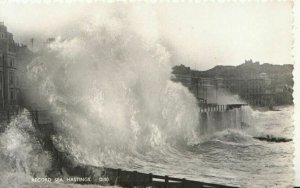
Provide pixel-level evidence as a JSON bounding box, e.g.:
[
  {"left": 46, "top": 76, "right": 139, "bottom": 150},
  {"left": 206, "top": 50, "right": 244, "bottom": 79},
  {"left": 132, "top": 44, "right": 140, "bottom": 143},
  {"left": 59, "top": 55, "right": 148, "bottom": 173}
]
[
  {"left": 117, "top": 168, "right": 121, "bottom": 185},
  {"left": 164, "top": 175, "right": 169, "bottom": 188},
  {"left": 133, "top": 171, "right": 137, "bottom": 186},
  {"left": 149, "top": 173, "right": 152, "bottom": 185},
  {"left": 182, "top": 178, "right": 186, "bottom": 188}
]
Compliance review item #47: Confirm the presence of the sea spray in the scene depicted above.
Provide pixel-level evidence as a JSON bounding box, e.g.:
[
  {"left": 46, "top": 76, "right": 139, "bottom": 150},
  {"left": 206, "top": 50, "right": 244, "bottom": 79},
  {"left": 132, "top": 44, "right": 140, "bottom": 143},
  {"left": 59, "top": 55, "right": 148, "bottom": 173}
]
[
  {"left": 24, "top": 9, "right": 257, "bottom": 170},
  {"left": 0, "top": 111, "right": 51, "bottom": 188},
  {"left": 25, "top": 9, "right": 201, "bottom": 168}
]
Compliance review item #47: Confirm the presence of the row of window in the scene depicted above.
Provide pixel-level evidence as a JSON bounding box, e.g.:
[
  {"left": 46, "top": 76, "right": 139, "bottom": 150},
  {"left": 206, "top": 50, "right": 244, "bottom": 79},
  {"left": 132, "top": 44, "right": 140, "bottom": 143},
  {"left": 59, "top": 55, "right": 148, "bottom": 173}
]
[
  {"left": 0, "top": 92, "right": 17, "bottom": 102},
  {"left": 9, "top": 72, "right": 14, "bottom": 85},
  {"left": 0, "top": 33, "right": 6, "bottom": 39},
  {"left": 0, "top": 55, "right": 16, "bottom": 68},
  {"left": 0, "top": 90, "right": 17, "bottom": 101},
  {"left": 0, "top": 71, "right": 16, "bottom": 86},
  {"left": 0, "top": 71, "right": 17, "bottom": 101}
]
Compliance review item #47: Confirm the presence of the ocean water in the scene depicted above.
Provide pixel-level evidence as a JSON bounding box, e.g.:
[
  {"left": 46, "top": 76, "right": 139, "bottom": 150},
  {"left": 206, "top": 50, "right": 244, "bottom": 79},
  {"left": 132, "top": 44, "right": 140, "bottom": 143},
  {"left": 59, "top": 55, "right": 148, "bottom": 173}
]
[
  {"left": 95, "top": 106, "right": 294, "bottom": 188},
  {"left": 0, "top": 107, "right": 293, "bottom": 188}
]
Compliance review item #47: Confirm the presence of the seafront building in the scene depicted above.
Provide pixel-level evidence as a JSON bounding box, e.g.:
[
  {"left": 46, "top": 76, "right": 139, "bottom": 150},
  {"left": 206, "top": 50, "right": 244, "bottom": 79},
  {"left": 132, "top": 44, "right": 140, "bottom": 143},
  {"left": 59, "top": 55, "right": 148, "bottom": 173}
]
[
  {"left": 172, "top": 62, "right": 293, "bottom": 106},
  {"left": 0, "top": 22, "right": 18, "bottom": 110}
]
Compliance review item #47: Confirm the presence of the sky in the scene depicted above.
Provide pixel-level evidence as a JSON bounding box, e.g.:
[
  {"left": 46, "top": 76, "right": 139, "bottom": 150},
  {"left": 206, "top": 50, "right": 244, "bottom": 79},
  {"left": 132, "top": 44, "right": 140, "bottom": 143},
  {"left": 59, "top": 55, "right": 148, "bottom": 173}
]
[{"left": 0, "top": 1, "right": 293, "bottom": 70}]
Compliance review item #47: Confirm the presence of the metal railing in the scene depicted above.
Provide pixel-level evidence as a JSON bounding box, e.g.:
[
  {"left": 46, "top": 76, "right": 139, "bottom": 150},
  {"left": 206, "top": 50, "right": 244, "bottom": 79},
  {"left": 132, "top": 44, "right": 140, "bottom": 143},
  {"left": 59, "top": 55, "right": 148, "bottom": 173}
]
[
  {"left": 100, "top": 167, "right": 238, "bottom": 188},
  {"left": 199, "top": 103, "right": 248, "bottom": 113}
]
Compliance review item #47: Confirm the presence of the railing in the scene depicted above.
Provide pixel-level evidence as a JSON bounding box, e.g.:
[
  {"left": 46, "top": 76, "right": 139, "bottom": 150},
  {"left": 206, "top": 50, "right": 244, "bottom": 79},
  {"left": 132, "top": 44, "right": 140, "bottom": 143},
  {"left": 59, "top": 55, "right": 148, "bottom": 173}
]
[
  {"left": 100, "top": 167, "right": 238, "bottom": 188},
  {"left": 199, "top": 103, "right": 248, "bottom": 113}
]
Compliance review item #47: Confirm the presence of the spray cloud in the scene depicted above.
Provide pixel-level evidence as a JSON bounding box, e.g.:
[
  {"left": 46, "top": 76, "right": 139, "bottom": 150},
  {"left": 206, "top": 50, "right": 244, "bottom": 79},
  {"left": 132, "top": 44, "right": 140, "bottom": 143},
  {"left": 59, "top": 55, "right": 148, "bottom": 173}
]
[{"left": 26, "top": 6, "right": 201, "bottom": 167}]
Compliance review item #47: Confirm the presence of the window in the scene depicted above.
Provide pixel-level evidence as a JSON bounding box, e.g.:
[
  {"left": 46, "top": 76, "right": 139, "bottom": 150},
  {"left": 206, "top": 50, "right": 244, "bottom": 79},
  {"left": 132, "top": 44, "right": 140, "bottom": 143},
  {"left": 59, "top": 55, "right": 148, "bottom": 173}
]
[
  {"left": 9, "top": 72, "right": 13, "bottom": 85},
  {"left": 6, "top": 57, "right": 13, "bottom": 67},
  {"left": 0, "top": 74, "right": 2, "bottom": 92},
  {"left": 10, "top": 91, "right": 14, "bottom": 101}
]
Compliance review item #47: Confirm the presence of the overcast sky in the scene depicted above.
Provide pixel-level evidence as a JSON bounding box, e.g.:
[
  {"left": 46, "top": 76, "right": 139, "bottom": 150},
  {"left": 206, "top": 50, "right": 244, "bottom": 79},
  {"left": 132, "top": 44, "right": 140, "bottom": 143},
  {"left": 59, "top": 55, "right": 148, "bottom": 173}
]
[{"left": 0, "top": 2, "right": 293, "bottom": 70}]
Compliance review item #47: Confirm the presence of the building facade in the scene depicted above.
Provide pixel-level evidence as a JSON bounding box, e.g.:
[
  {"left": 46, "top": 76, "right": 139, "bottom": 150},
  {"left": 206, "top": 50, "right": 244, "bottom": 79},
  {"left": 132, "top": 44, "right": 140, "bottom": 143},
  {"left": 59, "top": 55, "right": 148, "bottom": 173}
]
[
  {"left": 0, "top": 22, "right": 18, "bottom": 110},
  {"left": 172, "top": 72, "right": 280, "bottom": 106}
]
